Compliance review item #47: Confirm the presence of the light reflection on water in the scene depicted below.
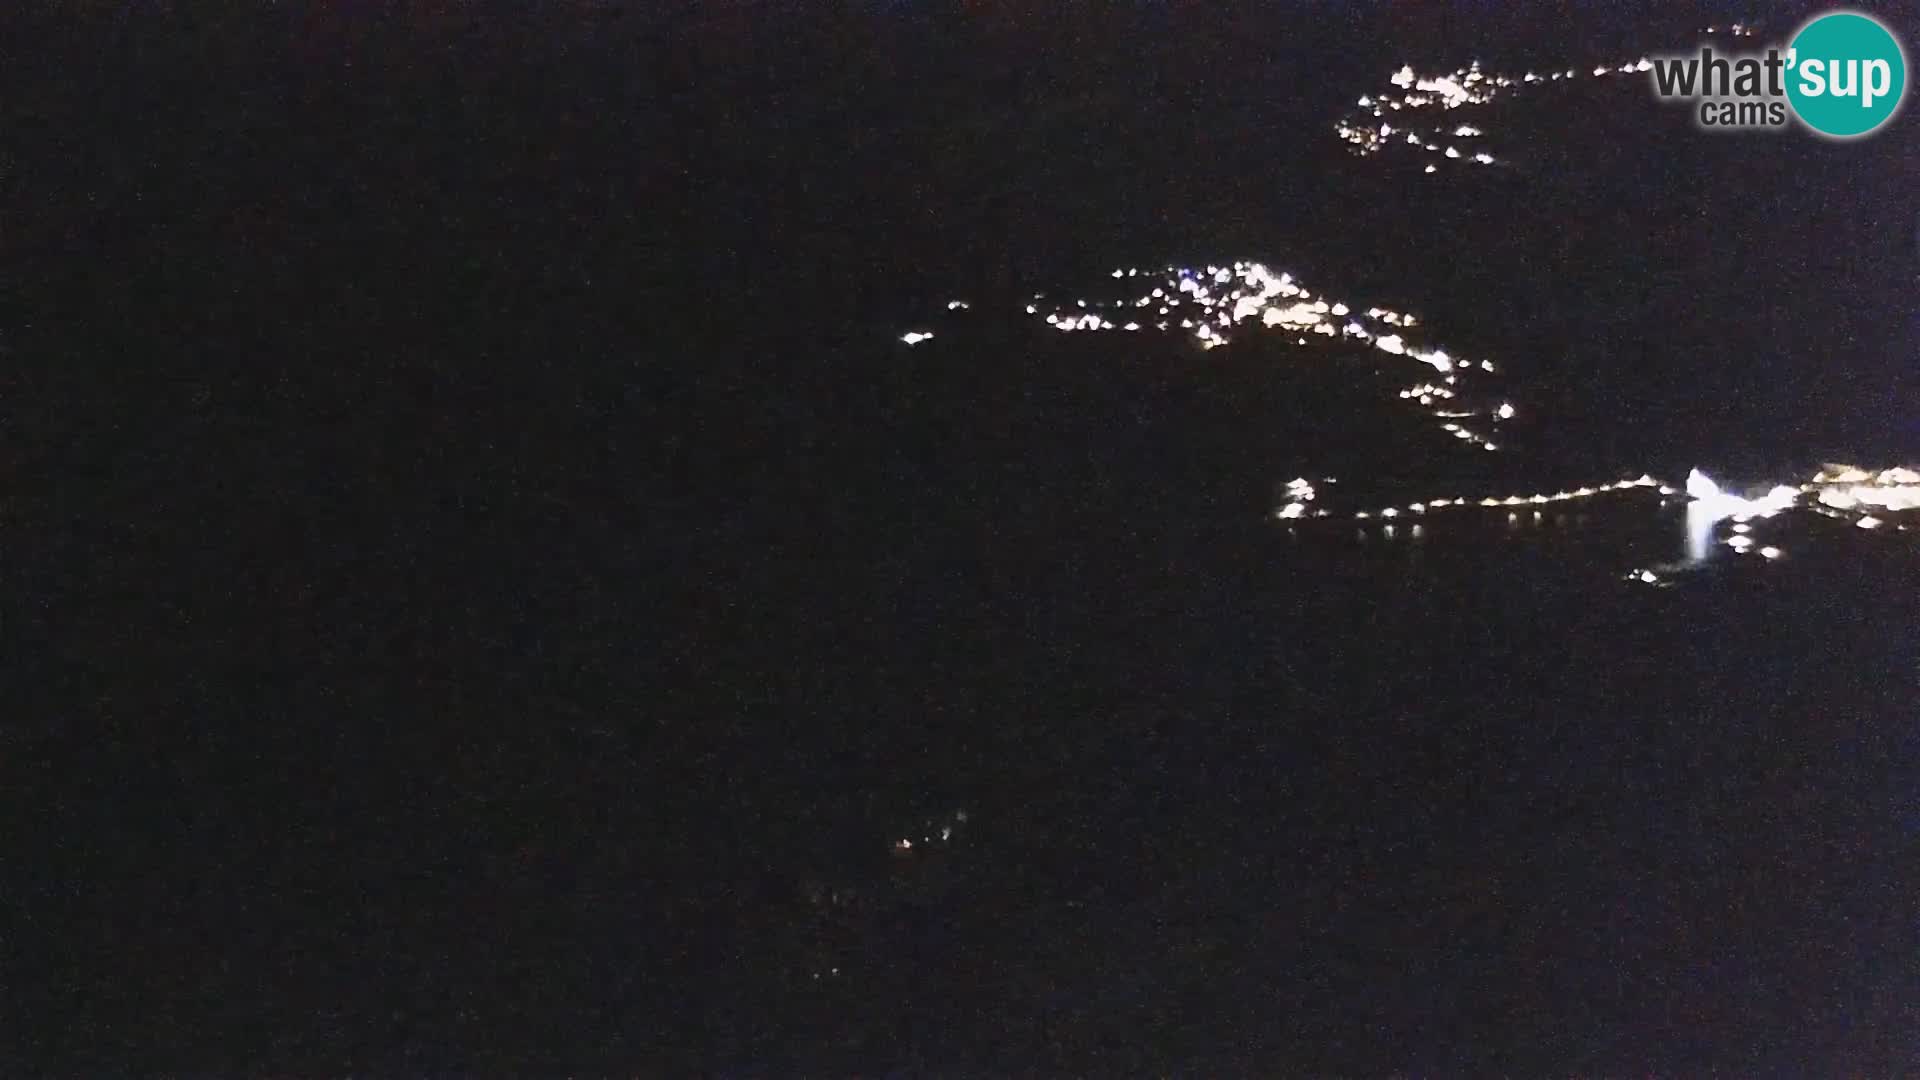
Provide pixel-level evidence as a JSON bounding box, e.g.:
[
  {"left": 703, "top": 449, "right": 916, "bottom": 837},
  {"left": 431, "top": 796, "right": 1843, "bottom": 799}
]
[{"left": 1685, "top": 499, "right": 1719, "bottom": 565}]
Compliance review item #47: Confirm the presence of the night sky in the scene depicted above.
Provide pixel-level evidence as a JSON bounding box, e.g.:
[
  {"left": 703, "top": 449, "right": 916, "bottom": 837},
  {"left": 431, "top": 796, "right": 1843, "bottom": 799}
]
[{"left": 9, "top": 1, "right": 1920, "bottom": 1073}]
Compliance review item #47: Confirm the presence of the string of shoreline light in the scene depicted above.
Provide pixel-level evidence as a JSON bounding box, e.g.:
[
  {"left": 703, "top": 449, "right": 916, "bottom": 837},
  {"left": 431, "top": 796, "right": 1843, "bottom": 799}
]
[{"left": 1274, "top": 467, "right": 1920, "bottom": 527}]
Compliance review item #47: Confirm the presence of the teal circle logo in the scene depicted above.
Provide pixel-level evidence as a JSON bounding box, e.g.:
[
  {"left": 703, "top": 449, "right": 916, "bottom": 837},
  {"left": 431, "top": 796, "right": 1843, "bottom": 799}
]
[{"left": 1785, "top": 11, "right": 1907, "bottom": 137}]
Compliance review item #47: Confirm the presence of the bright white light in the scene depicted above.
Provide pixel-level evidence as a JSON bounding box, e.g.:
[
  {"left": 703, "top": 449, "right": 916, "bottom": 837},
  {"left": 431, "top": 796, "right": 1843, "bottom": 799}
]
[
  {"left": 901, "top": 331, "right": 935, "bottom": 346},
  {"left": 1497, "top": 403, "right": 1515, "bottom": 419},
  {"left": 1264, "top": 301, "right": 1326, "bottom": 328},
  {"left": 1687, "top": 469, "right": 1798, "bottom": 516},
  {"left": 1415, "top": 75, "right": 1472, "bottom": 108},
  {"left": 1758, "top": 486, "right": 1800, "bottom": 514}
]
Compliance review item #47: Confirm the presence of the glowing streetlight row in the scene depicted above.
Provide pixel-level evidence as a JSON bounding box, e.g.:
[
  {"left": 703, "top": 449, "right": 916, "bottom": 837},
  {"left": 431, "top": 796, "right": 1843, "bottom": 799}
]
[{"left": 1278, "top": 473, "right": 1670, "bottom": 524}]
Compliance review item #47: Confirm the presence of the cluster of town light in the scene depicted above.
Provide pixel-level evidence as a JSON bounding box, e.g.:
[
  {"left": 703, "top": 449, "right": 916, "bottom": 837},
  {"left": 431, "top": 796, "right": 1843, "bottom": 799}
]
[
  {"left": 1807, "top": 466, "right": 1920, "bottom": 515},
  {"left": 1335, "top": 54, "right": 1672, "bottom": 172},
  {"left": 1335, "top": 61, "right": 1511, "bottom": 168},
  {"left": 1335, "top": 24, "right": 1758, "bottom": 172},
  {"left": 1027, "top": 262, "right": 1509, "bottom": 449}
]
